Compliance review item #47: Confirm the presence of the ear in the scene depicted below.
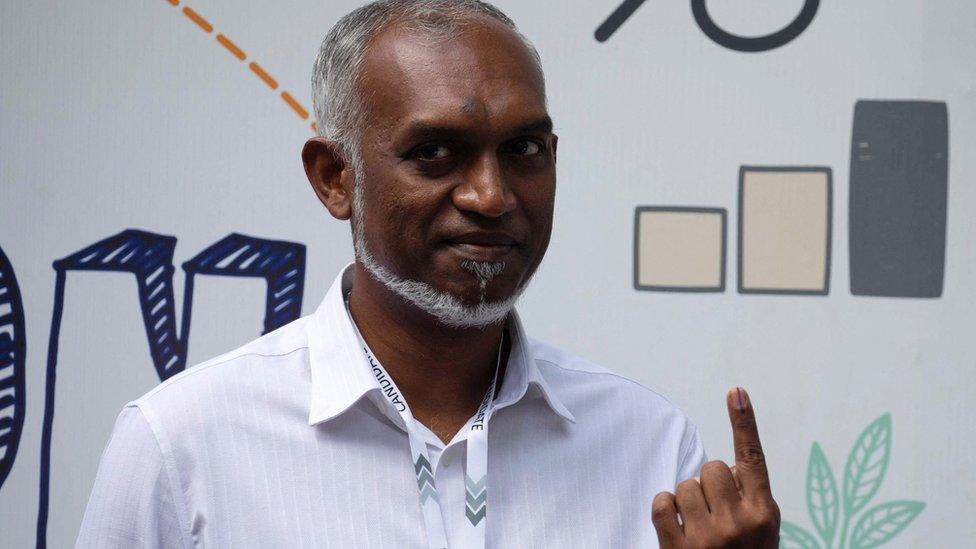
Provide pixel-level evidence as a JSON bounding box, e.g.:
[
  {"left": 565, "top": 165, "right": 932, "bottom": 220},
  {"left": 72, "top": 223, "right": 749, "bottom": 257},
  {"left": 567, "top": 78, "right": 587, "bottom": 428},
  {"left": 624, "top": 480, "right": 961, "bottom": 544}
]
[{"left": 302, "top": 137, "right": 355, "bottom": 221}]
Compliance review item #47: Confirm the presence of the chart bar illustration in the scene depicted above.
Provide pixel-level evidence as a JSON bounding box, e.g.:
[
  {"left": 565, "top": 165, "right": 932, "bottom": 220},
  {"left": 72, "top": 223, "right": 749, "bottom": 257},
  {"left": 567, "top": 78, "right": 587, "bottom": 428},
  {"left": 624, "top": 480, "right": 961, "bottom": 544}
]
[
  {"left": 738, "top": 166, "right": 832, "bottom": 295},
  {"left": 849, "top": 100, "right": 948, "bottom": 298}
]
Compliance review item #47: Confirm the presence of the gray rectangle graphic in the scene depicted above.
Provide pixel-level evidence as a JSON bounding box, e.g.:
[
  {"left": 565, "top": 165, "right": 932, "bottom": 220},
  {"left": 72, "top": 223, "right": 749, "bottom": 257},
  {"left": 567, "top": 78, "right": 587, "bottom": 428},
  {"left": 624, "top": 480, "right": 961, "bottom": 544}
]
[{"left": 849, "top": 100, "right": 948, "bottom": 298}]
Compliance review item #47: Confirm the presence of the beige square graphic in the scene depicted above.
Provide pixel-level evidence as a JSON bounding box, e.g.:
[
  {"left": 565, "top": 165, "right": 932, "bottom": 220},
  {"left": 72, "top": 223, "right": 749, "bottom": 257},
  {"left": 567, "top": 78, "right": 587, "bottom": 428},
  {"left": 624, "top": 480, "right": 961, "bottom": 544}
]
[
  {"left": 738, "top": 167, "right": 832, "bottom": 294},
  {"left": 635, "top": 208, "right": 726, "bottom": 291}
]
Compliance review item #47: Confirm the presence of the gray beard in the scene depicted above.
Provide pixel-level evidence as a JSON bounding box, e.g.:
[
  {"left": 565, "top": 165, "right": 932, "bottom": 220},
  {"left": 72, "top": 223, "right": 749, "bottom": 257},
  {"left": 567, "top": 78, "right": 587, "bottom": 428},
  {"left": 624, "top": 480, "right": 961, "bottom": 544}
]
[{"left": 351, "top": 183, "right": 526, "bottom": 330}]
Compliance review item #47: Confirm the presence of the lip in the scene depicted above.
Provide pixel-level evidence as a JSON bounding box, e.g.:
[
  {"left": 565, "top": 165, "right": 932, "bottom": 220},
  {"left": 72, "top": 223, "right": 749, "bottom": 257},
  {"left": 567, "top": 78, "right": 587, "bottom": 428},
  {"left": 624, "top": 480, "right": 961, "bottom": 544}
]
[
  {"left": 445, "top": 231, "right": 519, "bottom": 247},
  {"left": 445, "top": 242, "right": 517, "bottom": 262},
  {"left": 441, "top": 232, "right": 521, "bottom": 262}
]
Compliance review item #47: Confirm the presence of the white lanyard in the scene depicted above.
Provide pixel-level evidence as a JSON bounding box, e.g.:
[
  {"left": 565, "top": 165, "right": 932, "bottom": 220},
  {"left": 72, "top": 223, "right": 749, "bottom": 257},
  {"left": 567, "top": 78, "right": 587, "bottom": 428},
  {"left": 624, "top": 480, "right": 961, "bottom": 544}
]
[{"left": 345, "top": 301, "right": 502, "bottom": 549}]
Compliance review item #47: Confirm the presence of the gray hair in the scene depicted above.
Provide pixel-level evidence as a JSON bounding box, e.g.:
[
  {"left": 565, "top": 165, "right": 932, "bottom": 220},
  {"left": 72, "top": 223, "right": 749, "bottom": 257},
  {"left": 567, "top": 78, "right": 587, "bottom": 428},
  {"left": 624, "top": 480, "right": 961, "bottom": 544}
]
[{"left": 311, "top": 0, "right": 545, "bottom": 171}]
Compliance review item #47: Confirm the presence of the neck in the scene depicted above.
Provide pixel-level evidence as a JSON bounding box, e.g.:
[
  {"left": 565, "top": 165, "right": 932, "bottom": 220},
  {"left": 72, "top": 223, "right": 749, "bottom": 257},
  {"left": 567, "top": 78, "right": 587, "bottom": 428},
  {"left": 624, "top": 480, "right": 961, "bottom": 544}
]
[{"left": 347, "top": 263, "right": 510, "bottom": 443}]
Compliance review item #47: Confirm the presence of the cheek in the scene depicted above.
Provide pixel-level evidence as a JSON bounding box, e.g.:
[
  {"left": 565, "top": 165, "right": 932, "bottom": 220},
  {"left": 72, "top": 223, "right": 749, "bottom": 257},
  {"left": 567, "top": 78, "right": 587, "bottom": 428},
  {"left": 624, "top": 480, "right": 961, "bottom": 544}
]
[
  {"left": 520, "top": 181, "right": 555, "bottom": 243},
  {"left": 363, "top": 176, "right": 444, "bottom": 256}
]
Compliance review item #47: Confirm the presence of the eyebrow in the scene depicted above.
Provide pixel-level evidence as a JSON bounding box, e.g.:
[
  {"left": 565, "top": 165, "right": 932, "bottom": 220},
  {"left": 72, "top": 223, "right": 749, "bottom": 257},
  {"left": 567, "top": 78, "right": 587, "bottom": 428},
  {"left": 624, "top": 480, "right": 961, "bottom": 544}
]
[
  {"left": 398, "top": 115, "right": 554, "bottom": 143},
  {"left": 515, "top": 115, "right": 554, "bottom": 135}
]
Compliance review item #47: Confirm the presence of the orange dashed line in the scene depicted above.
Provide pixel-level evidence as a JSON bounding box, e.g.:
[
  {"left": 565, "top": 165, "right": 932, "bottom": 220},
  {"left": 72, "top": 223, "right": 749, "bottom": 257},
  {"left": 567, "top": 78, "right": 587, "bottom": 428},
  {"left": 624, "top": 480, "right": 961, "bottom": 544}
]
[
  {"left": 182, "top": 6, "right": 213, "bottom": 33},
  {"left": 216, "top": 34, "right": 246, "bottom": 61},
  {"left": 281, "top": 91, "right": 309, "bottom": 119},
  {"left": 249, "top": 62, "right": 278, "bottom": 90},
  {"left": 165, "top": 4, "right": 312, "bottom": 133}
]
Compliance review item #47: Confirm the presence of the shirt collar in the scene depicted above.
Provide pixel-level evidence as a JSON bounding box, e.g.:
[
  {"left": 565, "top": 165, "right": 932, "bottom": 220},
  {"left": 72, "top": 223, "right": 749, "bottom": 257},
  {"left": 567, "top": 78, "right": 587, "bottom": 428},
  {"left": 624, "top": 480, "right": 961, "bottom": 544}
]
[{"left": 306, "top": 264, "right": 575, "bottom": 426}]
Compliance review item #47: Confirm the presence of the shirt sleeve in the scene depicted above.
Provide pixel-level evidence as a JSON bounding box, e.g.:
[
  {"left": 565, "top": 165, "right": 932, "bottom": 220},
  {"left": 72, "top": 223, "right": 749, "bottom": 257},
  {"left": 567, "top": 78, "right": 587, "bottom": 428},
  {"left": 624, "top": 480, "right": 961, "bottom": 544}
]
[
  {"left": 675, "top": 418, "right": 707, "bottom": 485},
  {"left": 76, "top": 405, "right": 190, "bottom": 549}
]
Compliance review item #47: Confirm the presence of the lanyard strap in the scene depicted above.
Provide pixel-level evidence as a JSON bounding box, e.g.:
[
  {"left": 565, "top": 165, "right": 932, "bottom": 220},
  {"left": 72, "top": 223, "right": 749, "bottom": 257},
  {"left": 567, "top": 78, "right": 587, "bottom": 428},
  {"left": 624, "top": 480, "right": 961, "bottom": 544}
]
[{"left": 346, "top": 301, "right": 501, "bottom": 549}]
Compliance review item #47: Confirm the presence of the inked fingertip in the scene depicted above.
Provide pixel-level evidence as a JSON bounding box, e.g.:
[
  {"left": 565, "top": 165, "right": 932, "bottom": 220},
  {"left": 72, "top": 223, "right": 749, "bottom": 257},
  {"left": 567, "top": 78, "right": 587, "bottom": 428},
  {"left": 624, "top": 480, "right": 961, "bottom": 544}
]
[{"left": 731, "top": 386, "right": 751, "bottom": 412}]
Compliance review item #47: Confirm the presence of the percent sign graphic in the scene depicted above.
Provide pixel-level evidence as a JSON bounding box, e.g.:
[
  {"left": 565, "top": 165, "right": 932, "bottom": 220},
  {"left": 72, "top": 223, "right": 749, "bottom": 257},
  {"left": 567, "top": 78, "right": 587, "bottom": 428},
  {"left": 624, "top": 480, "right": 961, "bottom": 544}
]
[{"left": 595, "top": 0, "right": 820, "bottom": 52}]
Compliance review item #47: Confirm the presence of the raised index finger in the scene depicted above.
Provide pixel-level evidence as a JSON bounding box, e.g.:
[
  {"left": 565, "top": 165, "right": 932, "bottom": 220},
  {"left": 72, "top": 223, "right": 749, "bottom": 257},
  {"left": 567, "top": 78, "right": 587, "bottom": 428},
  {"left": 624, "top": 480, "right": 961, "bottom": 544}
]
[{"left": 726, "top": 387, "right": 772, "bottom": 499}]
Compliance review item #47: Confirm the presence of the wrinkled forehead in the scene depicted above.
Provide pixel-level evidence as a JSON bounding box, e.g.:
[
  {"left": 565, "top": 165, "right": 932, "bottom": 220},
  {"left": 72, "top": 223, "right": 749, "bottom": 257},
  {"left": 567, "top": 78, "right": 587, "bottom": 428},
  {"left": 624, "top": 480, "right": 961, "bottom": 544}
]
[{"left": 358, "top": 18, "right": 548, "bottom": 140}]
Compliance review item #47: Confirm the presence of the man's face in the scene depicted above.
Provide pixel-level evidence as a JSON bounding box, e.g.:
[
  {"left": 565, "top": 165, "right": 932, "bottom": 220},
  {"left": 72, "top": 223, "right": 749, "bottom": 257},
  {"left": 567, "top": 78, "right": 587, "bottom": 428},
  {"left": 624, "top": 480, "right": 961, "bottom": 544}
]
[{"left": 354, "top": 18, "right": 556, "bottom": 308}]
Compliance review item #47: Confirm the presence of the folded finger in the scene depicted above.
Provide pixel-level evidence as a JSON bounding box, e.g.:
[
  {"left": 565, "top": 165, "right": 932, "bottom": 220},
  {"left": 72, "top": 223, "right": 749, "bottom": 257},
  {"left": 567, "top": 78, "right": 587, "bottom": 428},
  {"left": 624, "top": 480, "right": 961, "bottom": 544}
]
[
  {"left": 651, "top": 491, "right": 683, "bottom": 545},
  {"left": 675, "top": 478, "right": 709, "bottom": 521},
  {"left": 699, "top": 460, "right": 740, "bottom": 515}
]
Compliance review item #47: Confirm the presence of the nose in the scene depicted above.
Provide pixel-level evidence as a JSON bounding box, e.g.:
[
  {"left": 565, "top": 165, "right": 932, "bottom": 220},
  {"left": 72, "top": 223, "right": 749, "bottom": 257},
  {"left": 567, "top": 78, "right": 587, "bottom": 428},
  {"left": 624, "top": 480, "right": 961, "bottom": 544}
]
[{"left": 452, "top": 153, "right": 517, "bottom": 218}]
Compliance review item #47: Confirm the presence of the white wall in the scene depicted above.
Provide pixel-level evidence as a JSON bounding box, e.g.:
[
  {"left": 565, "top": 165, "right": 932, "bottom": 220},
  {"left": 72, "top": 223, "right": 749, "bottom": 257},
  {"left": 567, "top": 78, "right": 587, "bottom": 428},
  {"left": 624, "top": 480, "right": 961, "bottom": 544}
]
[{"left": 1, "top": 1, "right": 973, "bottom": 546}]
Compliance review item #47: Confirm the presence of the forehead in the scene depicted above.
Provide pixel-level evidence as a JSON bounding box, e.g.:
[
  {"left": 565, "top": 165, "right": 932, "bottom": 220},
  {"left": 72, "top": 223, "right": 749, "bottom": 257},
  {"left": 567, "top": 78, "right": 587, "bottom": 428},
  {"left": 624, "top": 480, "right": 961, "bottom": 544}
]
[{"left": 358, "top": 18, "right": 547, "bottom": 137}]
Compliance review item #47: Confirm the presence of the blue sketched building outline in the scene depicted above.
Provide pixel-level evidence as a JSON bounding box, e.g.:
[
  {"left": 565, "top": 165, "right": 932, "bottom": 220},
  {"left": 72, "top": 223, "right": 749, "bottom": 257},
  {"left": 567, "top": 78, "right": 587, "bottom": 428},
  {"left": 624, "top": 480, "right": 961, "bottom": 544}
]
[
  {"left": 34, "top": 229, "right": 306, "bottom": 548},
  {"left": 0, "top": 245, "right": 27, "bottom": 494}
]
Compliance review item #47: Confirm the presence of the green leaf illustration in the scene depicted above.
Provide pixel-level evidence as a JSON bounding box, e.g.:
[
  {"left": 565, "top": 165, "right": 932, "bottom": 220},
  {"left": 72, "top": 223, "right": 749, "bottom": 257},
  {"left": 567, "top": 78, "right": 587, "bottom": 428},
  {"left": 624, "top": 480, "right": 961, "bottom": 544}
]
[
  {"left": 849, "top": 500, "right": 925, "bottom": 549},
  {"left": 779, "top": 521, "right": 822, "bottom": 549},
  {"left": 805, "top": 442, "right": 839, "bottom": 544},
  {"left": 842, "top": 413, "right": 891, "bottom": 515}
]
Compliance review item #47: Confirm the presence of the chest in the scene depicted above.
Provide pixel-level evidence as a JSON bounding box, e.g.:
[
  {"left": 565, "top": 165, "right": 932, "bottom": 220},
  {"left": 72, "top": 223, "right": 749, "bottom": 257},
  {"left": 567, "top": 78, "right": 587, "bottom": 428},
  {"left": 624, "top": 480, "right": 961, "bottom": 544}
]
[{"left": 182, "top": 407, "right": 672, "bottom": 548}]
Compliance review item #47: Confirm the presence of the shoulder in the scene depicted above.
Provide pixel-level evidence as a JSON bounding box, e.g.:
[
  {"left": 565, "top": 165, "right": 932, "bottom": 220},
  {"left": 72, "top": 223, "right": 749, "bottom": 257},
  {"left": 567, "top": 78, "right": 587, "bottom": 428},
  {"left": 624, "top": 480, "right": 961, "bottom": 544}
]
[
  {"left": 129, "top": 315, "right": 314, "bottom": 437},
  {"left": 529, "top": 337, "right": 683, "bottom": 413},
  {"left": 527, "top": 337, "right": 700, "bottom": 444}
]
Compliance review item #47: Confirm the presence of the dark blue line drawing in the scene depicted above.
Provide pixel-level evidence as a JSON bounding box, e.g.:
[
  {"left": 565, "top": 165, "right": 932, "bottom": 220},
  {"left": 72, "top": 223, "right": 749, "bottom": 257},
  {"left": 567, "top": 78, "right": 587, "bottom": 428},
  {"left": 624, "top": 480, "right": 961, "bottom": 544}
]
[
  {"left": 181, "top": 233, "right": 306, "bottom": 345},
  {"left": 595, "top": 0, "right": 819, "bottom": 50},
  {"left": 51, "top": 230, "right": 182, "bottom": 379},
  {"left": 690, "top": 0, "right": 819, "bottom": 52},
  {"left": 35, "top": 229, "right": 306, "bottom": 548},
  {"left": 633, "top": 206, "right": 727, "bottom": 293},
  {"left": 0, "top": 245, "right": 27, "bottom": 493},
  {"left": 849, "top": 100, "right": 949, "bottom": 298},
  {"left": 594, "top": 0, "right": 647, "bottom": 42}
]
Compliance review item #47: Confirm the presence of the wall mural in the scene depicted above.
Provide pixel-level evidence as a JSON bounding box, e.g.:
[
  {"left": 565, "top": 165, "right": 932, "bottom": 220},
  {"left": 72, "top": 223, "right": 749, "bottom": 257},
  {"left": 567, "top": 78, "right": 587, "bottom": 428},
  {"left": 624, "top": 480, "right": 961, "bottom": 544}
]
[
  {"left": 737, "top": 166, "right": 832, "bottom": 296},
  {"left": 0, "top": 246, "right": 26, "bottom": 494},
  {"left": 634, "top": 100, "right": 948, "bottom": 299},
  {"left": 14, "top": 229, "right": 306, "bottom": 546},
  {"left": 596, "top": 0, "right": 821, "bottom": 50},
  {"left": 780, "top": 414, "right": 925, "bottom": 549},
  {"left": 849, "top": 101, "right": 949, "bottom": 298},
  {"left": 0, "top": 1, "right": 954, "bottom": 546},
  {"left": 633, "top": 207, "right": 727, "bottom": 292},
  {"left": 162, "top": 0, "right": 317, "bottom": 134}
]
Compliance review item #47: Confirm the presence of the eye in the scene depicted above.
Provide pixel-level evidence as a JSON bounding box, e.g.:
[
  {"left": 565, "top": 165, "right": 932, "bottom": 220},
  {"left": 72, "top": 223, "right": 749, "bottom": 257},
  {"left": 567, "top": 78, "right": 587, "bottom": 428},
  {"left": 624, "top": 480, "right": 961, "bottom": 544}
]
[
  {"left": 411, "top": 143, "right": 453, "bottom": 161},
  {"left": 507, "top": 138, "right": 543, "bottom": 156}
]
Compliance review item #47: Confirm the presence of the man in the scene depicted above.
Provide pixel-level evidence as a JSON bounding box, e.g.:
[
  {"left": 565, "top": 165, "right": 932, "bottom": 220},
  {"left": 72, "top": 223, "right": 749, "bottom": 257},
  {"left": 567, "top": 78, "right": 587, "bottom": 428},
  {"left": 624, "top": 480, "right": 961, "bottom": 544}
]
[{"left": 78, "top": 1, "right": 779, "bottom": 547}]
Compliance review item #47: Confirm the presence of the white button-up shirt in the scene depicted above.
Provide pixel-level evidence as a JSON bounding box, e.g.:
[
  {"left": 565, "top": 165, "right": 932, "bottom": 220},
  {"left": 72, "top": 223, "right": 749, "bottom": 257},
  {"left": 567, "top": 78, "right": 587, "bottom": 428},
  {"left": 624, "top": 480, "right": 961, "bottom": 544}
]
[{"left": 77, "top": 266, "right": 706, "bottom": 548}]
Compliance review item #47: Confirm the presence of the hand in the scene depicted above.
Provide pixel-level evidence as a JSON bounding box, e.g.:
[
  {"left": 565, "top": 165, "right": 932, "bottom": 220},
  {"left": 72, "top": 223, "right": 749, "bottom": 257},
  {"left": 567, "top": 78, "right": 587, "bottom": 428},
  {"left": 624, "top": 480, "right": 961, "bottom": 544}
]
[{"left": 651, "top": 387, "right": 780, "bottom": 548}]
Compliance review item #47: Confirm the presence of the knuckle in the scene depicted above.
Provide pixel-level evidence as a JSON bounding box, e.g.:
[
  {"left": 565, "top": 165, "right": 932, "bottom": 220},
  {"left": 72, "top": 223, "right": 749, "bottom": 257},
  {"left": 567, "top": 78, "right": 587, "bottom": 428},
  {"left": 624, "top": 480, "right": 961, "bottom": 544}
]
[
  {"left": 650, "top": 492, "right": 676, "bottom": 523},
  {"left": 743, "top": 505, "right": 780, "bottom": 535},
  {"left": 760, "top": 502, "right": 782, "bottom": 530},
  {"left": 764, "top": 499, "right": 782, "bottom": 523},
  {"left": 652, "top": 491, "right": 674, "bottom": 507},
  {"left": 651, "top": 503, "right": 672, "bottom": 522},
  {"left": 737, "top": 442, "right": 767, "bottom": 466},
  {"left": 676, "top": 478, "right": 700, "bottom": 495},
  {"left": 700, "top": 460, "right": 729, "bottom": 477}
]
